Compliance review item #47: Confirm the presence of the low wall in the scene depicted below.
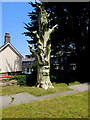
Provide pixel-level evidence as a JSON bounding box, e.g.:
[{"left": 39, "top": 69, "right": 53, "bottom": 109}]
[
  {"left": 0, "top": 79, "right": 17, "bottom": 87},
  {"left": 0, "top": 73, "right": 8, "bottom": 77}
]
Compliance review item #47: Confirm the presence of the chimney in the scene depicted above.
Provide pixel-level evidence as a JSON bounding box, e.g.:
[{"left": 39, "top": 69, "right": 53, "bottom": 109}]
[{"left": 4, "top": 33, "right": 10, "bottom": 45}]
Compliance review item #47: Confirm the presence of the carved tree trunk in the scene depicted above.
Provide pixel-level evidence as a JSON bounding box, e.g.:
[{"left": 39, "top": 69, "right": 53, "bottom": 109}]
[
  {"left": 37, "top": 65, "right": 53, "bottom": 89},
  {"left": 29, "top": 4, "right": 58, "bottom": 89}
]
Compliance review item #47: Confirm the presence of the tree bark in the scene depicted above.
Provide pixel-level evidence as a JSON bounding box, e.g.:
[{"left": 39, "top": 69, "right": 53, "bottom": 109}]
[
  {"left": 29, "top": 4, "right": 58, "bottom": 89},
  {"left": 37, "top": 65, "right": 54, "bottom": 89}
]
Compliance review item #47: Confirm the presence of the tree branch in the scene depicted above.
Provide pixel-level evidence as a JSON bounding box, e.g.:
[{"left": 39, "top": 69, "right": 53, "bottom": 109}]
[
  {"left": 49, "top": 24, "right": 58, "bottom": 34},
  {"left": 29, "top": 45, "right": 44, "bottom": 65},
  {"left": 29, "top": 45, "right": 38, "bottom": 61},
  {"left": 33, "top": 31, "right": 40, "bottom": 39}
]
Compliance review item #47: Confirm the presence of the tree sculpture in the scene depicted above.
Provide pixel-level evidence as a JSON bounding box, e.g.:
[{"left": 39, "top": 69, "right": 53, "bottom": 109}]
[{"left": 29, "top": 4, "right": 58, "bottom": 89}]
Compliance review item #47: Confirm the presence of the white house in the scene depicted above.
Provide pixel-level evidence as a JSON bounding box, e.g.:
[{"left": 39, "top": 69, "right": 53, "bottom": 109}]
[{"left": 0, "top": 33, "right": 23, "bottom": 76}]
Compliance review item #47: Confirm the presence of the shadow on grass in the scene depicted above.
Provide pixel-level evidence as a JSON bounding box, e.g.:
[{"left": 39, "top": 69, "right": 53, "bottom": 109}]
[
  {"left": 20, "top": 69, "right": 88, "bottom": 87},
  {"left": 50, "top": 70, "right": 88, "bottom": 85}
]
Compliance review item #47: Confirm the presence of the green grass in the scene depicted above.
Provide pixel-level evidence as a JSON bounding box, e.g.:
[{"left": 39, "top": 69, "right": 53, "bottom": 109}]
[
  {"left": 0, "top": 108, "right": 2, "bottom": 120},
  {"left": 2, "top": 91, "right": 88, "bottom": 118},
  {"left": 0, "top": 83, "right": 72, "bottom": 96},
  {"left": 68, "top": 81, "right": 80, "bottom": 86}
]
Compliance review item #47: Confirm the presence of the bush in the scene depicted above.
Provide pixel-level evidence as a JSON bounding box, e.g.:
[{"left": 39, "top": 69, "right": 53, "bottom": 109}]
[
  {"left": 26, "top": 71, "right": 37, "bottom": 86},
  {"left": 9, "top": 75, "right": 26, "bottom": 86},
  {"left": 50, "top": 75, "right": 57, "bottom": 82},
  {"left": 8, "top": 72, "right": 37, "bottom": 86}
]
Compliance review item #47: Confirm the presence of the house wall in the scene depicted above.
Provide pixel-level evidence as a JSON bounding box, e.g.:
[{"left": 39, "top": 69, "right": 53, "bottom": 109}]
[
  {"left": 0, "top": 45, "right": 22, "bottom": 73},
  {"left": 0, "top": 53, "right": 2, "bottom": 73}
]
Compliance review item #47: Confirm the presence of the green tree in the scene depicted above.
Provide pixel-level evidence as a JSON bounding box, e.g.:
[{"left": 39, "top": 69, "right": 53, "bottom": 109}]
[{"left": 44, "top": 2, "right": 89, "bottom": 82}]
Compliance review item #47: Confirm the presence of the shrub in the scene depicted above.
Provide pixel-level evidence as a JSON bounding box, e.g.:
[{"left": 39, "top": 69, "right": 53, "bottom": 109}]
[
  {"left": 50, "top": 75, "right": 57, "bottom": 82},
  {"left": 8, "top": 73, "right": 37, "bottom": 86},
  {"left": 26, "top": 71, "right": 37, "bottom": 86},
  {"left": 9, "top": 75, "right": 26, "bottom": 86}
]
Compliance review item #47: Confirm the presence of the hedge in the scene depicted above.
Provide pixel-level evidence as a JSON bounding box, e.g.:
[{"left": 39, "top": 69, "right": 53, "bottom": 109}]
[{"left": 9, "top": 75, "right": 26, "bottom": 86}]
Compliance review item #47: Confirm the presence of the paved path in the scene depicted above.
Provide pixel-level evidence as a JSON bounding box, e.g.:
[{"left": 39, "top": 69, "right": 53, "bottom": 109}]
[
  {"left": 0, "top": 83, "right": 89, "bottom": 108},
  {"left": 68, "top": 83, "right": 89, "bottom": 91}
]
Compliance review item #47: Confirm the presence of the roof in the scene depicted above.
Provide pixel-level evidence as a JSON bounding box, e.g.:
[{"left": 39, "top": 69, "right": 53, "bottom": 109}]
[
  {"left": 0, "top": 43, "right": 23, "bottom": 58},
  {"left": 22, "top": 57, "right": 35, "bottom": 62}
]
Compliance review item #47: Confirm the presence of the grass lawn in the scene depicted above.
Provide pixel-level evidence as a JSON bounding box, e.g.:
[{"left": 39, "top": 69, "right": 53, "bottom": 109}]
[
  {"left": 0, "top": 81, "right": 80, "bottom": 96},
  {"left": 2, "top": 91, "right": 88, "bottom": 118}
]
